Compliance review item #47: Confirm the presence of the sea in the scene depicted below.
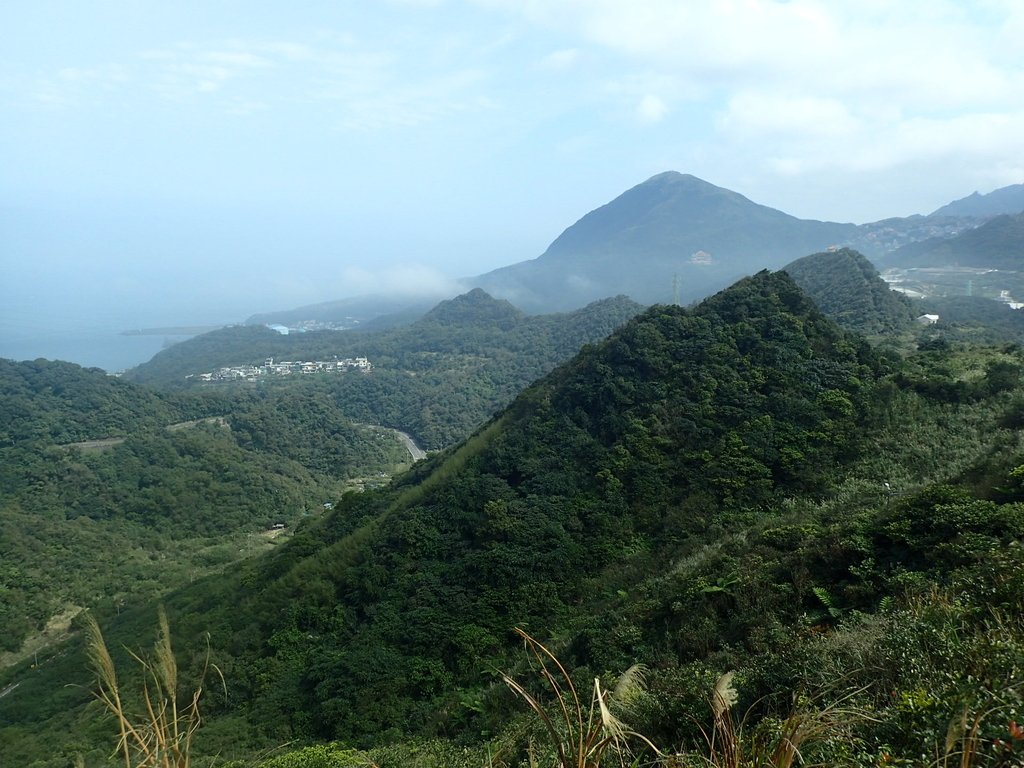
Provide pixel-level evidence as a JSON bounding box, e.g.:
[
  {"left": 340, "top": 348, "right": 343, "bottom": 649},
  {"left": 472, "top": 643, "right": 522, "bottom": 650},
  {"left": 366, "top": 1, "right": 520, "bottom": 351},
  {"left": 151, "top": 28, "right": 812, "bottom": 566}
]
[{"left": 0, "top": 328, "right": 194, "bottom": 374}]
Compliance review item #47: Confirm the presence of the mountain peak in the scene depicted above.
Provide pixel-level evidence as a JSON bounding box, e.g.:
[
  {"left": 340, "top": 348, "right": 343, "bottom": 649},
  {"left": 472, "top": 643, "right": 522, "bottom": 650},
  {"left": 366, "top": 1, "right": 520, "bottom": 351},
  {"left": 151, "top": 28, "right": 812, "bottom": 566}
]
[
  {"left": 471, "top": 172, "right": 854, "bottom": 312},
  {"left": 930, "top": 183, "right": 1024, "bottom": 218},
  {"left": 634, "top": 170, "right": 745, "bottom": 198},
  {"left": 783, "top": 248, "right": 914, "bottom": 334},
  {"left": 417, "top": 288, "right": 524, "bottom": 327}
]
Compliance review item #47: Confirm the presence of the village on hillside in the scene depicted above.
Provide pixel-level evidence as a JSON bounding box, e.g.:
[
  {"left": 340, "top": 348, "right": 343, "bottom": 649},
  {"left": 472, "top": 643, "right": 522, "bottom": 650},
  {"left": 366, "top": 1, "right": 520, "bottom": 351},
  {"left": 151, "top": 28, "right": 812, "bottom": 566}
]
[{"left": 188, "top": 356, "right": 372, "bottom": 382}]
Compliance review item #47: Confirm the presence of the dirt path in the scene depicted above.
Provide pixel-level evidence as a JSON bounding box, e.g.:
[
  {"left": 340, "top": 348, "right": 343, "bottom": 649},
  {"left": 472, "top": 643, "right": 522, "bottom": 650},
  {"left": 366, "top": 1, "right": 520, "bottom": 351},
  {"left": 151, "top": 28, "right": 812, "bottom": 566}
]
[
  {"left": 59, "top": 416, "right": 229, "bottom": 452},
  {"left": 59, "top": 437, "right": 125, "bottom": 451}
]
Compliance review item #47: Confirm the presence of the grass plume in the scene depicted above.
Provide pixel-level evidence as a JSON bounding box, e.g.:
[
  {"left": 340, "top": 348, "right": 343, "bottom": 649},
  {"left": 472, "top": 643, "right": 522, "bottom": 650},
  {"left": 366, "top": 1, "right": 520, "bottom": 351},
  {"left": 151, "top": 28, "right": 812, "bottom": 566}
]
[
  {"left": 84, "top": 607, "right": 222, "bottom": 768},
  {"left": 500, "top": 627, "right": 660, "bottom": 767}
]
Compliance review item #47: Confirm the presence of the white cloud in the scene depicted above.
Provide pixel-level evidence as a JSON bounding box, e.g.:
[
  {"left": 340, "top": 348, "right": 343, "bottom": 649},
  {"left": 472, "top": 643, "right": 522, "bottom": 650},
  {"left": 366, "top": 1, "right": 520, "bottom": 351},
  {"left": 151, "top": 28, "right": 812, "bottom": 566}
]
[
  {"left": 637, "top": 94, "right": 667, "bottom": 123},
  {"left": 719, "top": 92, "right": 860, "bottom": 140},
  {"left": 480, "top": 0, "right": 1024, "bottom": 207}
]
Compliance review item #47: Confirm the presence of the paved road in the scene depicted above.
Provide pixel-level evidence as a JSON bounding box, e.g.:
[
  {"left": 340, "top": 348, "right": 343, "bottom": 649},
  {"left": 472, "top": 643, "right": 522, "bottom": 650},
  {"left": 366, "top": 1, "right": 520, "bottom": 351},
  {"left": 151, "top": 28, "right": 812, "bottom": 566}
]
[
  {"left": 392, "top": 429, "right": 427, "bottom": 461},
  {"left": 0, "top": 682, "right": 20, "bottom": 700}
]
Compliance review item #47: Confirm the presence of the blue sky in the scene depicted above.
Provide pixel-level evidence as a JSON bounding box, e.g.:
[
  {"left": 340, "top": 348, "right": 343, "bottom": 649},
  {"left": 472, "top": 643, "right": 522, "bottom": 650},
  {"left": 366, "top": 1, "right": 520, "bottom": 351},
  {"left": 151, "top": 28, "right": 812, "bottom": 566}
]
[{"left": 2, "top": 0, "right": 1024, "bottom": 357}]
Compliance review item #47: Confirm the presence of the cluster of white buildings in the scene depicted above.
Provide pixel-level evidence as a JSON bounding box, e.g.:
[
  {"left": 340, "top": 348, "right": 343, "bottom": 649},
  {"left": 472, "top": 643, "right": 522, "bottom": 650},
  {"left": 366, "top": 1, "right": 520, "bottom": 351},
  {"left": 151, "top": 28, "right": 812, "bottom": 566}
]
[{"left": 191, "top": 356, "right": 371, "bottom": 382}]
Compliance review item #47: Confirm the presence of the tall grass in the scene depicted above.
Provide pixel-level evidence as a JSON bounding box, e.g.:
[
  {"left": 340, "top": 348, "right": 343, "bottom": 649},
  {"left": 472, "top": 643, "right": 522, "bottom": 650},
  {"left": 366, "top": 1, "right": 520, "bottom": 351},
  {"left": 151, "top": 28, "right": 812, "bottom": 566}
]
[
  {"left": 692, "top": 673, "right": 871, "bottom": 768},
  {"left": 499, "top": 628, "right": 660, "bottom": 768},
  {"left": 84, "top": 607, "right": 222, "bottom": 768},
  {"left": 499, "top": 632, "right": 879, "bottom": 768}
]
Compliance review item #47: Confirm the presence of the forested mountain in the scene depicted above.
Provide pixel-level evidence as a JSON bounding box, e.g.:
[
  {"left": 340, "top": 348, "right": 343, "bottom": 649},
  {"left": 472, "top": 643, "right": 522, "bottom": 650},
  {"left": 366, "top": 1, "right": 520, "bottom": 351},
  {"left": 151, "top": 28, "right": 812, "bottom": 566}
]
[
  {"left": 7, "top": 270, "right": 1022, "bottom": 768},
  {"left": 887, "top": 212, "right": 1024, "bottom": 269},
  {"left": 472, "top": 172, "right": 856, "bottom": 311},
  {"left": 0, "top": 358, "right": 187, "bottom": 444},
  {"left": 782, "top": 248, "right": 915, "bottom": 334},
  {"left": 126, "top": 292, "right": 643, "bottom": 449},
  {"left": 0, "top": 359, "right": 410, "bottom": 666},
  {"left": 930, "top": 182, "right": 1024, "bottom": 218}
]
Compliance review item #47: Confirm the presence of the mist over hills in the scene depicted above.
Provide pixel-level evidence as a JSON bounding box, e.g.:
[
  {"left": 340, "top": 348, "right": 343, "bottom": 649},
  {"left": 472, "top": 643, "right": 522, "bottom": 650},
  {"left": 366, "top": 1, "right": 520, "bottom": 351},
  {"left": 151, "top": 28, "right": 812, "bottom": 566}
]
[{"left": 246, "top": 293, "right": 444, "bottom": 331}]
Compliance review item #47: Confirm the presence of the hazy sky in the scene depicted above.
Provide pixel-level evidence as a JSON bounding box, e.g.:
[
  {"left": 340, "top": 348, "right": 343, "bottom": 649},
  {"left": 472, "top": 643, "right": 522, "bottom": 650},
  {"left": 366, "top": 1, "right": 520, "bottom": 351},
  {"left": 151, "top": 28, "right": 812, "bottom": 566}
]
[{"left": 3, "top": 0, "right": 1024, "bottom": 357}]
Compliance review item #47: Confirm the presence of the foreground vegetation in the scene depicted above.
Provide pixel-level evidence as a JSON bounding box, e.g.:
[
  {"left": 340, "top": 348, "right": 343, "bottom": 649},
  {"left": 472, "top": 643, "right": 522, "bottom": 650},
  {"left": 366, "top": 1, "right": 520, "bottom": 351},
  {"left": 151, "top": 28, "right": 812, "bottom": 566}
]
[{"left": 3, "top": 271, "right": 1024, "bottom": 767}]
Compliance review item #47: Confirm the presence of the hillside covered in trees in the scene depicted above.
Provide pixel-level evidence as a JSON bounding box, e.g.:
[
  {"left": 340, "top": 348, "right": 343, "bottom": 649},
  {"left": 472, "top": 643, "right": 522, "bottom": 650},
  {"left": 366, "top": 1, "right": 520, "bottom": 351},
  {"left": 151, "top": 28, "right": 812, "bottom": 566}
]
[
  {"left": 0, "top": 359, "right": 411, "bottom": 664},
  {"left": 5, "top": 271, "right": 1023, "bottom": 767},
  {"left": 783, "top": 248, "right": 915, "bottom": 335},
  {"left": 126, "top": 291, "right": 643, "bottom": 449}
]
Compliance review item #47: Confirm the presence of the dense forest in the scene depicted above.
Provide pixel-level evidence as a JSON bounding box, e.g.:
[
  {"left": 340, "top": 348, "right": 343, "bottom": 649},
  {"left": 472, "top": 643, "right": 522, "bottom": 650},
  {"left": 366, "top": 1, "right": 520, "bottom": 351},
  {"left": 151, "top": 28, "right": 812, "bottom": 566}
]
[
  {"left": 783, "top": 248, "right": 915, "bottom": 335},
  {"left": 4, "top": 270, "right": 1023, "bottom": 767},
  {"left": 0, "top": 359, "right": 411, "bottom": 662},
  {"left": 126, "top": 291, "right": 643, "bottom": 449}
]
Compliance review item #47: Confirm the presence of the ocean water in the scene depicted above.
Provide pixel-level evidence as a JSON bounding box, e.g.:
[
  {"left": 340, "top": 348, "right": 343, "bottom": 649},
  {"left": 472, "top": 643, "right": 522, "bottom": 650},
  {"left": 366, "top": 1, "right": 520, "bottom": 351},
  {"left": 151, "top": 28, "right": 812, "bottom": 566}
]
[{"left": 0, "top": 329, "right": 189, "bottom": 373}]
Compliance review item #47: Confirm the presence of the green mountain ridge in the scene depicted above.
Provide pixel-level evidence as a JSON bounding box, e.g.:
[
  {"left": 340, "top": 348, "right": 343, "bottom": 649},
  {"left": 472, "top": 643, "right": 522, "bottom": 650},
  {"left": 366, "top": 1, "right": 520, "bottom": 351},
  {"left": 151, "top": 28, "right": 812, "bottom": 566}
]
[
  {"left": 783, "top": 247, "right": 915, "bottom": 335},
  {"left": 125, "top": 292, "right": 643, "bottom": 450},
  {"left": 4, "top": 272, "right": 1024, "bottom": 768},
  {"left": 416, "top": 287, "right": 525, "bottom": 328}
]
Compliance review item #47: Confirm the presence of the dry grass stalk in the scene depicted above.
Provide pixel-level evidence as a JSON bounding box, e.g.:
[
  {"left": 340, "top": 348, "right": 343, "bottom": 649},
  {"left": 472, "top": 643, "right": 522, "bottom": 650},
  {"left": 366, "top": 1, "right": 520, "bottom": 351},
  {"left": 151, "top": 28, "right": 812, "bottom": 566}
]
[
  {"left": 690, "top": 673, "right": 872, "bottom": 768},
  {"left": 501, "top": 628, "right": 661, "bottom": 767},
  {"left": 85, "top": 607, "right": 221, "bottom": 768},
  {"left": 936, "top": 700, "right": 1018, "bottom": 768}
]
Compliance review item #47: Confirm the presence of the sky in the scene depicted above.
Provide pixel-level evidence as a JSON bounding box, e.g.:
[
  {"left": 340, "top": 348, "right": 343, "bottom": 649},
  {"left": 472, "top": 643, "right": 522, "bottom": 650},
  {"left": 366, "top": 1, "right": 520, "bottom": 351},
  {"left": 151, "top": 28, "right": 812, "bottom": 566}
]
[{"left": 2, "top": 0, "right": 1024, "bottom": 366}]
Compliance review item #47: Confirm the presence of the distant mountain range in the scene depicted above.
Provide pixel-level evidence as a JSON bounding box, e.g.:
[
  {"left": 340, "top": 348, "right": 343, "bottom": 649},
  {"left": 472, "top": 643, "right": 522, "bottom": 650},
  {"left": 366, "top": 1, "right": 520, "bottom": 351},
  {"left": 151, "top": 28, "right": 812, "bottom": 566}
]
[
  {"left": 887, "top": 212, "right": 1024, "bottom": 270},
  {"left": 246, "top": 172, "right": 1023, "bottom": 324},
  {"left": 929, "top": 183, "right": 1024, "bottom": 218},
  {"left": 246, "top": 293, "right": 442, "bottom": 331}
]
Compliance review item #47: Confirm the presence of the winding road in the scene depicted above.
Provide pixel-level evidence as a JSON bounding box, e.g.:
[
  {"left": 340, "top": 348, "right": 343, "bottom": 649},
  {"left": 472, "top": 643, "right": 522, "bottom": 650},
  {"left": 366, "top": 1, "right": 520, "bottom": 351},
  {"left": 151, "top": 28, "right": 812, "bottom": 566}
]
[{"left": 392, "top": 429, "right": 427, "bottom": 461}]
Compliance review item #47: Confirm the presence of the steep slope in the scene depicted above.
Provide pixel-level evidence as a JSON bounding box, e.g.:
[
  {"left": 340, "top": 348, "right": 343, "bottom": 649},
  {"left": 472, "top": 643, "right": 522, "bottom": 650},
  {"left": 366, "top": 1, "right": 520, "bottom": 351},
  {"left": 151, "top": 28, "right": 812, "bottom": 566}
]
[
  {"left": 783, "top": 248, "right": 914, "bottom": 334},
  {"left": 80, "top": 272, "right": 881, "bottom": 740},
  {"left": 472, "top": 172, "right": 856, "bottom": 311},
  {"left": 888, "top": 212, "right": 1024, "bottom": 269},
  {"left": 930, "top": 182, "right": 1024, "bottom": 218}
]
